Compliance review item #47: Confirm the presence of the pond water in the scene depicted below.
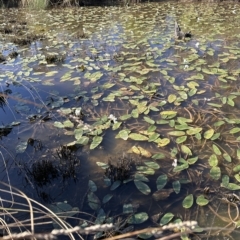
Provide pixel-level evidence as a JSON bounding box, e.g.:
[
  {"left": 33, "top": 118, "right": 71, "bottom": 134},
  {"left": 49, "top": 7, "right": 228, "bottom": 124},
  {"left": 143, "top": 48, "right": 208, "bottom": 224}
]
[{"left": 1, "top": 1, "right": 240, "bottom": 239}]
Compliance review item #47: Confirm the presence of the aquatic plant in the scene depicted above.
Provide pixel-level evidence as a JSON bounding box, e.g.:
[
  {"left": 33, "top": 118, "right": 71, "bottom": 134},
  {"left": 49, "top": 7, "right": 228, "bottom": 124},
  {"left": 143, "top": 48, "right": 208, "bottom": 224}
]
[{"left": 20, "top": 0, "right": 48, "bottom": 9}]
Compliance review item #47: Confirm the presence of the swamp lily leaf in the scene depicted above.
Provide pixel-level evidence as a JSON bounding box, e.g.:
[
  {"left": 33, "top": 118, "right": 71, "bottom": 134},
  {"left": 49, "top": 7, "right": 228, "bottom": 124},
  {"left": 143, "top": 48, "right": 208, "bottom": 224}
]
[
  {"left": 204, "top": 129, "right": 214, "bottom": 139},
  {"left": 186, "top": 127, "right": 202, "bottom": 135},
  {"left": 54, "top": 121, "right": 64, "bottom": 128},
  {"left": 148, "top": 133, "right": 160, "bottom": 142},
  {"left": 230, "top": 127, "right": 240, "bottom": 134},
  {"left": 223, "top": 153, "right": 231, "bottom": 162},
  {"left": 76, "top": 136, "right": 89, "bottom": 145},
  {"left": 168, "top": 94, "right": 177, "bottom": 103},
  {"left": 172, "top": 181, "right": 181, "bottom": 194},
  {"left": 160, "top": 212, "right": 174, "bottom": 226},
  {"left": 134, "top": 173, "right": 149, "bottom": 182},
  {"left": 127, "top": 212, "right": 148, "bottom": 224},
  {"left": 160, "top": 111, "right": 177, "bottom": 119},
  {"left": 137, "top": 166, "right": 155, "bottom": 175},
  {"left": 196, "top": 195, "right": 209, "bottom": 206},
  {"left": 144, "top": 161, "right": 160, "bottom": 169},
  {"left": 156, "top": 174, "right": 168, "bottom": 190},
  {"left": 143, "top": 116, "right": 155, "bottom": 125},
  {"left": 110, "top": 181, "right": 121, "bottom": 190},
  {"left": 90, "top": 136, "right": 103, "bottom": 149},
  {"left": 210, "top": 167, "right": 221, "bottom": 180},
  {"left": 212, "top": 144, "right": 221, "bottom": 155},
  {"left": 88, "top": 180, "right": 97, "bottom": 192},
  {"left": 168, "top": 131, "right": 185, "bottom": 136},
  {"left": 208, "top": 154, "right": 218, "bottom": 167},
  {"left": 182, "top": 194, "right": 194, "bottom": 209},
  {"left": 221, "top": 182, "right": 240, "bottom": 190},
  {"left": 129, "top": 133, "right": 148, "bottom": 141},
  {"left": 134, "top": 180, "right": 151, "bottom": 195},
  {"left": 157, "top": 138, "right": 170, "bottom": 147},
  {"left": 123, "top": 204, "right": 133, "bottom": 214},
  {"left": 173, "top": 162, "right": 189, "bottom": 172},
  {"left": 102, "top": 194, "right": 113, "bottom": 204},
  {"left": 96, "top": 162, "right": 109, "bottom": 169},
  {"left": 116, "top": 129, "right": 131, "bottom": 140},
  {"left": 187, "top": 156, "right": 198, "bottom": 165},
  {"left": 181, "top": 145, "right": 192, "bottom": 156},
  {"left": 176, "top": 136, "right": 187, "bottom": 144},
  {"left": 87, "top": 192, "right": 101, "bottom": 210},
  {"left": 95, "top": 208, "right": 106, "bottom": 224},
  {"left": 130, "top": 146, "right": 152, "bottom": 158},
  {"left": 63, "top": 120, "right": 74, "bottom": 128},
  {"left": 221, "top": 175, "right": 229, "bottom": 187}
]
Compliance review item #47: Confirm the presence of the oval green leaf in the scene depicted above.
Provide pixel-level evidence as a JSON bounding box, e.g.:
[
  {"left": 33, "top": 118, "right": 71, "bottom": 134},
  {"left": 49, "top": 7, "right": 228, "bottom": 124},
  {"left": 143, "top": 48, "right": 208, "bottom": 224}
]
[
  {"left": 182, "top": 194, "right": 194, "bottom": 209},
  {"left": 134, "top": 180, "right": 151, "bottom": 195},
  {"left": 196, "top": 195, "right": 209, "bottom": 206}
]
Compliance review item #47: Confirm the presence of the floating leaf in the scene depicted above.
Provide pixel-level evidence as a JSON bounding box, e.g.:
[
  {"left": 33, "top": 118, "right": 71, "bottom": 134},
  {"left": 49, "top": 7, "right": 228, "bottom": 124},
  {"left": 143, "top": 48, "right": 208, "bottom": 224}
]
[
  {"left": 204, "top": 129, "right": 214, "bottom": 139},
  {"left": 54, "top": 121, "right": 64, "bottom": 128},
  {"left": 160, "top": 212, "right": 174, "bottom": 226},
  {"left": 134, "top": 173, "right": 149, "bottom": 182},
  {"left": 116, "top": 129, "right": 130, "bottom": 140},
  {"left": 168, "top": 94, "right": 177, "bottom": 103},
  {"left": 87, "top": 192, "right": 100, "bottom": 210},
  {"left": 230, "top": 127, "right": 240, "bottom": 134},
  {"left": 187, "top": 156, "right": 198, "bottom": 165},
  {"left": 144, "top": 161, "right": 160, "bottom": 169},
  {"left": 196, "top": 195, "right": 209, "bottom": 206},
  {"left": 95, "top": 208, "right": 106, "bottom": 224},
  {"left": 212, "top": 144, "right": 221, "bottom": 155},
  {"left": 110, "top": 181, "right": 121, "bottom": 190},
  {"left": 221, "top": 175, "right": 229, "bottom": 187},
  {"left": 127, "top": 212, "right": 148, "bottom": 224},
  {"left": 173, "top": 162, "right": 189, "bottom": 172},
  {"left": 129, "top": 133, "right": 148, "bottom": 141},
  {"left": 152, "top": 153, "right": 165, "bottom": 159},
  {"left": 182, "top": 194, "right": 194, "bottom": 209},
  {"left": 186, "top": 127, "right": 202, "bottom": 135},
  {"left": 210, "top": 167, "right": 221, "bottom": 180},
  {"left": 134, "top": 180, "right": 151, "bottom": 195},
  {"left": 96, "top": 162, "right": 109, "bottom": 169},
  {"left": 223, "top": 153, "right": 231, "bottom": 162},
  {"left": 102, "top": 194, "right": 113, "bottom": 204},
  {"left": 88, "top": 180, "right": 97, "bottom": 192},
  {"left": 131, "top": 146, "right": 152, "bottom": 158},
  {"left": 63, "top": 120, "right": 74, "bottom": 128},
  {"left": 148, "top": 133, "right": 160, "bottom": 142},
  {"left": 221, "top": 182, "right": 240, "bottom": 190},
  {"left": 208, "top": 154, "right": 218, "bottom": 167},
  {"left": 123, "top": 204, "right": 133, "bottom": 214},
  {"left": 143, "top": 117, "right": 155, "bottom": 125},
  {"left": 156, "top": 174, "right": 168, "bottom": 190},
  {"left": 172, "top": 181, "right": 181, "bottom": 194},
  {"left": 176, "top": 136, "right": 187, "bottom": 144},
  {"left": 168, "top": 131, "right": 185, "bottom": 136},
  {"left": 90, "top": 136, "right": 103, "bottom": 149},
  {"left": 157, "top": 138, "right": 170, "bottom": 147},
  {"left": 137, "top": 166, "right": 155, "bottom": 175},
  {"left": 181, "top": 145, "right": 192, "bottom": 156},
  {"left": 233, "top": 165, "right": 240, "bottom": 173},
  {"left": 112, "top": 122, "right": 122, "bottom": 130},
  {"left": 76, "top": 136, "right": 89, "bottom": 145}
]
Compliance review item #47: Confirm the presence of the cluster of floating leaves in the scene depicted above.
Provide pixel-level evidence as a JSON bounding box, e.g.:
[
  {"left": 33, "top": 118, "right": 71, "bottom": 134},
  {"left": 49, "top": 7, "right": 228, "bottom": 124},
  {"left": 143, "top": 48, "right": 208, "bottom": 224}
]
[{"left": 2, "top": 1, "right": 240, "bottom": 238}]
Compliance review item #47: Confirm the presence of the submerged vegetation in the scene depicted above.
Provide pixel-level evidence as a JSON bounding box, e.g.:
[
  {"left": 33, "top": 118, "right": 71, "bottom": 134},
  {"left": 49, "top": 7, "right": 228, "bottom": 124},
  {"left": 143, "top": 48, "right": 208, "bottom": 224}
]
[{"left": 1, "top": 1, "right": 240, "bottom": 239}]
